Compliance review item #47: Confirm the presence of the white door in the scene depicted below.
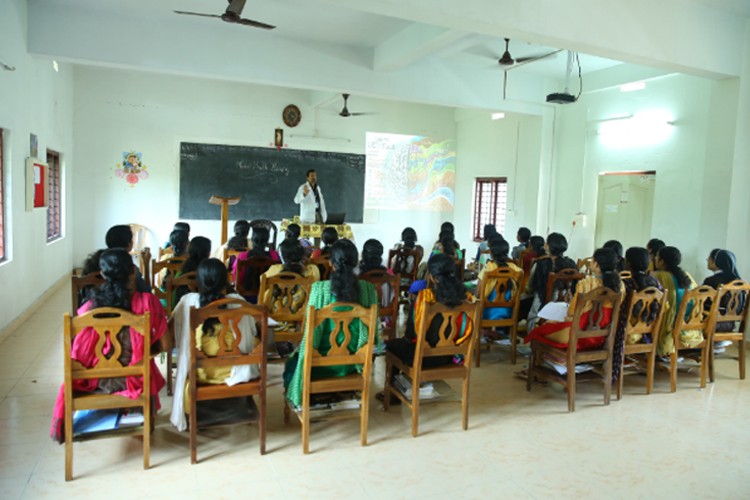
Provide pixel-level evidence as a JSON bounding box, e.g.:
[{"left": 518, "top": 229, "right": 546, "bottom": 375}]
[{"left": 594, "top": 173, "right": 655, "bottom": 250}]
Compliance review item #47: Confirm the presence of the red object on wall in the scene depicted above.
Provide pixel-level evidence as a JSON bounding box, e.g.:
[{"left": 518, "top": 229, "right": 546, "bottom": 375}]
[{"left": 33, "top": 164, "right": 46, "bottom": 208}]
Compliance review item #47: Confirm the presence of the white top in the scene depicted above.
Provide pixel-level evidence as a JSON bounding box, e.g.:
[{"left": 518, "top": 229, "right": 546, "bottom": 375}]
[
  {"left": 293, "top": 181, "right": 327, "bottom": 224},
  {"left": 169, "top": 292, "right": 259, "bottom": 431}
]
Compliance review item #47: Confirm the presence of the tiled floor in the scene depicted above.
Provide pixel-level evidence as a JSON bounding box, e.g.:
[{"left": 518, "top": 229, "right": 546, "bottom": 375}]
[{"left": 1, "top": 283, "right": 749, "bottom": 498}]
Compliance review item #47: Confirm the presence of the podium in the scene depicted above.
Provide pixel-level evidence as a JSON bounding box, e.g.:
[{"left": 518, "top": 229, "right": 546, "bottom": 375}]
[{"left": 209, "top": 195, "right": 240, "bottom": 245}]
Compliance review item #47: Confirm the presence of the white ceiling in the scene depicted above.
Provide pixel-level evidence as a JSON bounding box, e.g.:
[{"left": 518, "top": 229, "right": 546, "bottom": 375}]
[{"left": 27, "top": 0, "right": 749, "bottom": 110}]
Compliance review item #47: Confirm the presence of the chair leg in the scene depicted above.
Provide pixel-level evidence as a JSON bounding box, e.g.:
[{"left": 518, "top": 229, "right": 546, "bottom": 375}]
[
  {"left": 65, "top": 408, "right": 73, "bottom": 481},
  {"left": 567, "top": 366, "right": 576, "bottom": 412},
  {"left": 189, "top": 404, "right": 198, "bottom": 464},
  {"left": 526, "top": 345, "right": 535, "bottom": 392},
  {"left": 603, "top": 358, "right": 612, "bottom": 406},
  {"left": 383, "top": 361, "right": 392, "bottom": 412},
  {"left": 616, "top": 350, "right": 625, "bottom": 401},
  {"left": 670, "top": 351, "right": 678, "bottom": 393},
  {"left": 302, "top": 400, "right": 310, "bottom": 454},
  {"left": 411, "top": 378, "right": 420, "bottom": 437},
  {"left": 260, "top": 389, "right": 267, "bottom": 455},
  {"left": 510, "top": 326, "right": 517, "bottom": 365},
  {"left": 462, "top": 374, "right": 470, "bottom": 431},
  {"left": 740, "top": 340, "right": 746, "bottom": 380},
  {"left": 700, "top": 345, "right": 709, "bottom": 388},
  {"left": 475, "top": 337, "right": 481, "bottom": 368},
  {"left": 143, "top": 398, "right": 151, "bottom": 470},
  {"left": 646, "top": 351, "right": 656, "bottom": 395},
  {"left": 361, "top": 379, "right": 370, "bottom": 447},
  {"left": 167, "top": 350, "right": 173, "bottom": 396},
  {"left": 709, "top": 343, "right": 716, "bottom": 383}
]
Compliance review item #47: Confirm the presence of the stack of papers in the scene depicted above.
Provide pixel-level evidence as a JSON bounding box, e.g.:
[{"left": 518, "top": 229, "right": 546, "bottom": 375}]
[
  {"left": 393, "top": 374, "right": 438, "bottom": 400},
  {"left": 72, "top": 409, "right": 144, "bottom": 436},
  {"left": 541, "top": 353, "right": 593, "bottom": 375}
]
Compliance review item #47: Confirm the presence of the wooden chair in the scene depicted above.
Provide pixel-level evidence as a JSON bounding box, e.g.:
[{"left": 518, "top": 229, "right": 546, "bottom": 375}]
[
  {"left": 164, "top": 271, "right": 199, "bottom": 395},
  {"left": 249, "top": 219, "right": 278, "bottom": 250},
  {"left": 287, "top": 302, "right": 378, "bottom": 454},
  {"left": 187, "top": 298, "right": 268, "bottom": 462},
  {"left": 129, "top": 223, "right": 148, "bottom": 252},
  {"left": 619, "top": 270, "right": 632, "bottom": 280},
  {"left": 527, "top": 287, "right": 623, "bottom": 412},
  {"left": 63, "top": 308, "right": 152, "bottom": 481},
  {"left": 70, "top": 271, "right": 105, "bottom": 313},
  {"left": 310, "top": 255, "right": 332, "bottom": 280},
  {"left": 388, "top": 246, "right": 424, "bottom": 297},
  {"left": 667, "top": 286, "right": 718, "bottom": 392},
  {"left": 545, "top": 268, "right": 585, "bottom": 304},
  {"left": 708, "top": 280, "right": 750, "bottom": 381},
  {"left": 158, "top": 246, "right": 174, "bottom": 259},
  {"left": 235, "top": 256, "right": 276, "bottom": 300},
  {"left": 475, "top": 267, "right": 524, "bottom": 366},
  {"left": 359, "top": 269, "right": 401, "bottom": 341},
  {"left": 258, "top": 272, "right": 314, "bottom": 345},
  {"left": 383, "top": 299, "right": 480, "bottom": 437},
  {"left": 577, "top": 257, "right": 595, "bottom": 276},
  {"left": 136, "top": 247, "right": 151, "bottom": 289},
  {"left": 616, "top": 287, "right": 666, "bottom": 399},
  {"left": 150, "top": 256, "right": 185, "bottom": 303}
]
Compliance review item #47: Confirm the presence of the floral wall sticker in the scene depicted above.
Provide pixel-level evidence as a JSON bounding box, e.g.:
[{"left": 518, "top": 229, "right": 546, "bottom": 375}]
[{"left": 115, "top": 151, "right": 149, "bottom": 187}]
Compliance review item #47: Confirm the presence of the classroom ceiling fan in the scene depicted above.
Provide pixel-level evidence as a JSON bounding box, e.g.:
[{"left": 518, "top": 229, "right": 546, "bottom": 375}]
[
  {"left": 496, "top": 38, "right": 562, "bottom": 99},
  {"left": 174, "top": 0, "right": 275, "bottom": 30},
  {"left": 338, "top": 94, "right": 374, "bottom": 118}
]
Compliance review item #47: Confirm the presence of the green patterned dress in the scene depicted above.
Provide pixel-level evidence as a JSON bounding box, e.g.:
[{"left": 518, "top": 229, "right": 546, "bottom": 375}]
[{"left": 284, "top": 280, "right": 378, "bottom": 407}]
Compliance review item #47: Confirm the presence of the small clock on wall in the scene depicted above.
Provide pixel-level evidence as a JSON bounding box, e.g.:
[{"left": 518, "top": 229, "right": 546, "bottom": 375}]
[{"left": 282, "top": 104, "right": 301, "bottom": 127}]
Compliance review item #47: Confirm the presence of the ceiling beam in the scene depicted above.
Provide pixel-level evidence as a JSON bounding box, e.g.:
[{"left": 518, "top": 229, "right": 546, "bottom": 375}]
[{"left": 374, "top": 23, "right": 469, "bottom": 71}]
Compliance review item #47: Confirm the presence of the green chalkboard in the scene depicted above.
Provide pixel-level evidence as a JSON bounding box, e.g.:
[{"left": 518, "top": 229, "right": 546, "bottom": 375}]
[{"left": 179, "top": 143, "right": 365, "bottom": 222}]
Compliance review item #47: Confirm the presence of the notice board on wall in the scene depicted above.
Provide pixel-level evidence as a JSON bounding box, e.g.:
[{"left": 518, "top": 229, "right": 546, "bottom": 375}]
[{"left": 178, "top": 142, "right": 365, "bottom": 222}]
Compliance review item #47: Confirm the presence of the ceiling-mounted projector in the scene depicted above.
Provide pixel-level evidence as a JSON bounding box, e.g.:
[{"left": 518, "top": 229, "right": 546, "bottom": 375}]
[{"left": 546, "top": 92, "right": 576, "bottom": 104}]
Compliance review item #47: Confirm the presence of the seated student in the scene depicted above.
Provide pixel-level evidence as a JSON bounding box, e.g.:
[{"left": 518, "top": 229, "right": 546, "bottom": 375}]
[
  {"left": 478, "top": 236, "right": 523, "bottom": 321},
  {"left": 211, "top": 219, "right": 251, "bottom": 260},
  {"left": 169, "top": 258, "right": 259, "bottom": 432},
  {"left": 603, "top": 240, "right": 625, "bottom": 272},
  {"left": 511, "top": 226, "right": 532, "bottom": 260},
  {"left": 283, "top": 223, "right": 312, "bottom": 257},
  {"left": 81, "top": 224, "right": 150, "bottom": 293},
  {"left": 522, "top": 235, "right": 545, "bottom": 273},
  {"left": 50, "top": 249, "right": 167, "bottom": 442},
  {"left": 702, "top": 248, "right": 743, "bottom": 336},
  {"left": 358, "top": 239, "right": 387, "bottom": 275},
  {"left": 379, "top": 253, "right": 475, "bottom": 403},
  {"left": 474, "top": 224, "right": 498, "bottom": 263},
  {"left": 163, "top": 222, "right": 191, "bottom": 250},
  {"left": 263, "top": 239, "right": 320, "bottom": 282},
  {"left": 431, "top": 222, "right": 461, "bottom": 253},
  {"left": 172, "top": 236, "right": 211, "bottom": 306},
  {"left": 158, "top": 229, "right": 189, "bottom": 287},
  {"left": 646, "top": 238, "right": 666, "bottom": 272},
  {"left": 390, "top": 227, "right": 422, "bottom": 276},
  {"left": 524, "top": 232, "right": 577, "bottom": 329},
  {"left": 524, "top": 247, "right": 625, "bottom": 350},
  {"left": 651, "top": 246, "right": 699, "bottom": 355},
  {"left": 311, "top": 227, "right": 338, "bottom": 259},
  {"left": 283, "top": 239, "right": 378, "bottom": 408},
  {"left": 232, "top": 226, "right": 281, "bottom": 284}
]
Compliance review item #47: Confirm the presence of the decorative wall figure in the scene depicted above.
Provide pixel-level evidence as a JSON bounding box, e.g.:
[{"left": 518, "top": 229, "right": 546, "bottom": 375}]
[{"left": 115, "top": 151, "right": 149, "bottom": 187}]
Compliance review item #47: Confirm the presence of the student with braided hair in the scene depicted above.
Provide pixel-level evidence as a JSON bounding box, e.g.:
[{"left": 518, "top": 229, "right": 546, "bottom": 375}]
[
  {"left": 169, "top": 258, "right": 258, "bottom": 431},
  {"left": 652, "top": 246, "right": 699, "bottom": 355},
  {"left": 283, "top": 239, "right": 378, "bottom": 408}
]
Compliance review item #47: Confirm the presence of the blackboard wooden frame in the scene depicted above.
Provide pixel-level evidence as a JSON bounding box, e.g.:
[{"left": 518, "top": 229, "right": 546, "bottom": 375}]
[{"left": 179, "top": 142, "right": 365, "bottom": 222}]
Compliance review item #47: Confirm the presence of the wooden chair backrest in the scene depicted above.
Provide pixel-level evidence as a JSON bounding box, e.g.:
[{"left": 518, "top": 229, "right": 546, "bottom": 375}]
[
  {"left": 64, "top": 308, "right": 151, "bottom": 389},
  {"left": 414, "top": 299, "right": 480, "bottom": 362},
  {"left": 188, "top": 298, "right": 267, "bottom": 368},
  {"left": 71, "top": 271, "right": 105, "bottom": 313},
  {"left": 249, "top": 219, "right": 278, "bottom": 250},
  {"left": 129, "top": 223, "right": 148, "bottom": 253},
  {"left": 165, "top": 271, "right": 199, "bottom": 315},
  {"left": 151, "top": 257, "right": 185, "bottom": 289},
  {"left": 577, "top": 257, "right": 595, "bottom": 276},
  {"left": 545, "top": 268, "right": 585, "bottom": 303},
  {"left": 619, "top": 270, "right": 632, "bottom": 280},
  {"left": 567, "top": 287, "right": 623, "bottom": 356},
  {"left": 134, "top": 247, "right": 151, "bottom": 289},
  {"left": 310, "top": 255, "right": 332, "bottom": 280},
  {"left": 388, "top": 246, "right": 424, "bottom": 283},
  {"left": 359, "top": 269, "right": 400, "bottom": 327},
  {"left": 672, "top": 286, "right": 718, "bottom": 347},
  {"left": 623, "top": 286, "right": 666, "bottom": 344},
  {"left": 236, "top": 256, "right": 276, "bottom": 298},
  {"left": 258, "top": 272, "right": 314, "bottom": 324},
  {"left": 158, "top": 246, "right": 174, "bottom": 259},
  {"left": 713, "top": 280, "right": 750, "bottom": 330},
  {"left": 303, "top": 302, "right": 379, "bottom": 370},
  {"left": 479, "top": 267, "right": 523, "bottom": 315}
]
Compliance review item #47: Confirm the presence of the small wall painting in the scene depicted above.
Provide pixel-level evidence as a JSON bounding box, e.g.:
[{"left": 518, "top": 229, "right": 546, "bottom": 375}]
[{"left": 115, "top": 151, "right": 149, "bottom": 187}]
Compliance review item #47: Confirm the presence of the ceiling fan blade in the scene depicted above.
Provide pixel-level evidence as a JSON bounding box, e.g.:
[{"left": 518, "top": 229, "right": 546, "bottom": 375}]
[
  {"left": 239, "top": 18, "right": 276, "bottom": 29},
  {"left": 348, "top": 112, "right": 375, "bottom": 117},
  {"left": 174, "top": 11, "right": 222, "bottom": 18},
  {"left": 512, "top": 50, "right": 563, "bottom": 67}
]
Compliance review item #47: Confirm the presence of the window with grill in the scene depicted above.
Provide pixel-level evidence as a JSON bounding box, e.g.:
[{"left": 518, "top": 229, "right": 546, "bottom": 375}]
[
  {"left": 472, "top": 177, "right": 508, "bottom": 241},
  {"left": 0, "top": 129, "right": 5, "bottom": 261},
  {"left": 47, "top": 149, "right": 62, "bottom": 242}
]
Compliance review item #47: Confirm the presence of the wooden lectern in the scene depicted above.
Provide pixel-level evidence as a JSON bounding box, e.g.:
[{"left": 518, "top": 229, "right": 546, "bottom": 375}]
[{"left": 209, "top": 196, "right": 240, "bottom": 245}]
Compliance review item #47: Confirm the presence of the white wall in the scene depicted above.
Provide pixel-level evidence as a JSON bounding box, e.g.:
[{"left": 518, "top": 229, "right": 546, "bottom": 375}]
[
  {"left": 0, "top": 0, "right": 75, "bottom": 331},
  {"left": 548, "top": 74, "right": 739, "bottom": 280},
  {"left": 72, "top": 67, "right": 471, "bottom": 262}
]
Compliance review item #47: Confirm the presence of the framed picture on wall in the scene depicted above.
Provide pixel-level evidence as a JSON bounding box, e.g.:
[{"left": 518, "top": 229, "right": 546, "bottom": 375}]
[{"left": 26, "top": 157, "right": 49, "bottom": 211}]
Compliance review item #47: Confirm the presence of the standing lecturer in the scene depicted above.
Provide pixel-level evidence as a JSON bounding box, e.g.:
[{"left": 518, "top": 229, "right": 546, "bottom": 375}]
[{"left": 294, "top": 169, "right": 327, "bottom": 224}]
